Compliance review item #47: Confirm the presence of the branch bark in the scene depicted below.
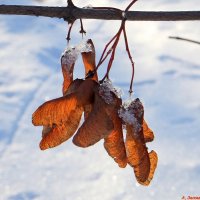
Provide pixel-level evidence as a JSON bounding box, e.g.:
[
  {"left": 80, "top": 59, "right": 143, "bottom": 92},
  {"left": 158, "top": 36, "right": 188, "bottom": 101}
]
[{"left": 0, "top": 5, "right": 200, "bottom": 21}]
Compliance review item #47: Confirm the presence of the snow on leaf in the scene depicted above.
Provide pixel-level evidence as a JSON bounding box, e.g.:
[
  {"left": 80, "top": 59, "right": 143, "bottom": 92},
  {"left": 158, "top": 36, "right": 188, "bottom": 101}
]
[
  {"left": 77, "top": 40, "right": 92, "bottom": 53},
  {"left": 61, "top": 40, "right": 92, "bottom": 67},
  {"left": 61, "top": 46, "right": 78, "bottom": 67},
  {"left": 118, "top": 98, "right": 143, "bottom": 134},
  {"left": 99, "top": 79, "right": 122, "bottom": 104}
]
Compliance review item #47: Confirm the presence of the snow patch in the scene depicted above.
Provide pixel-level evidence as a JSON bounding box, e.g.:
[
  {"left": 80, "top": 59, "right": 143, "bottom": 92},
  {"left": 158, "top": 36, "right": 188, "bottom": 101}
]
[
  {"left": 83, "top": 4, "right": 93, "bottom": 9},
  {"left": 77, "top": 40, "right": 92, "bottom": 53},
  {"left": 118, "top": 98, "right": 143, "bottom": 134},
  {"left": 61, "top": 40, "right": 92, "bottom": 67},
  {"left": 99, "top": 79, "right": 122, "bottom": 104},
  {"left": 61, "top": 46, "right": 78, "bottom": 67}
]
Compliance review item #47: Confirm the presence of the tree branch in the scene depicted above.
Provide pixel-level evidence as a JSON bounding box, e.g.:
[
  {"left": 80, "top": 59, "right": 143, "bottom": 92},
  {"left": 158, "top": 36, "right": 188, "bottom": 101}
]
[
  {"left": 169, "top": 36, "right": 200, "bottom": 45},
  {"left": 0, "top": 5, "right": 200, "bottom": 21}
]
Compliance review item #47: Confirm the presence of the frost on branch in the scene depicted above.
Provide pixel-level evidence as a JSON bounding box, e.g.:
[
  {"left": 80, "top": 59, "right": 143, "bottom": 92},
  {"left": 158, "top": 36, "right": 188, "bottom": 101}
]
[
  {"left": 99, "top": 79, "right": 122, "bottom": 104},
  {"left": 83, "top": 4, "right": 93, "bottom": 9}
]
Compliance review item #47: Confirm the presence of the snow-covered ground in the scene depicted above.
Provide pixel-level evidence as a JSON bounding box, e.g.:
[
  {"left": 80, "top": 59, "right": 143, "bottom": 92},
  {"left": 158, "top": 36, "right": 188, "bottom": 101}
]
[{"left": 0, "top": 0, "right": 200, "bottom": 199}]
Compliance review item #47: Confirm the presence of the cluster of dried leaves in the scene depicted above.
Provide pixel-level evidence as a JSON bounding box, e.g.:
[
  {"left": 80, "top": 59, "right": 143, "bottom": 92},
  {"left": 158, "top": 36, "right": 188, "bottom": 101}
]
[{"left": 32, "top": 39, "right": 157, "bottom": 186}]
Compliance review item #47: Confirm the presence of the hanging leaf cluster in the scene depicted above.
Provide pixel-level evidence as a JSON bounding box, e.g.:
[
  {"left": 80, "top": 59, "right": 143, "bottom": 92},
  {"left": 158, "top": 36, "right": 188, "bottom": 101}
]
[{"left": 32, "top": 39, "right": 157, "bottom": 186}]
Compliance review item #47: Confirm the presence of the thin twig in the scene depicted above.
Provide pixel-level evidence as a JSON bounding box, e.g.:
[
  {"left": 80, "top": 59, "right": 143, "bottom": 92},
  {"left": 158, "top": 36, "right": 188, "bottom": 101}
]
[
  {"left": 123, "top": 26, "right": 135, "bottom": 94},
  {"left": 79, "top": 19, "right": 86, "bottom": 37},
  {"left": 169, "top": 36, "right": 200, "bottom": 45}
]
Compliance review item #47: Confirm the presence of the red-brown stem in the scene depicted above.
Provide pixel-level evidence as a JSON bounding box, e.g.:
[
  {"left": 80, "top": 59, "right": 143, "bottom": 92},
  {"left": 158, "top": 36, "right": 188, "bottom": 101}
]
[
  {"left": 125, "top": 0, "right": 138, "bottom": 12},
  {"left": 98, "top": 0, "right": 137, "bottom": 83},
  {"left": 101, "top": 21, "right": 124, "bottom": 81},
  {"left": 123, "top": 26, "right": 134, "bottom": 94},
  {"left": 96, "top": 33, "right": 118, "bottom": 69},
  {"left": 66, "top": 21, "right": 75, "bottom": 42}
]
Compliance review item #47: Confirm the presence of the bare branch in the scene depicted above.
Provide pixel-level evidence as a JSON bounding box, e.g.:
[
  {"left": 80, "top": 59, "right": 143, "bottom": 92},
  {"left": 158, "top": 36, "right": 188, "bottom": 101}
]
[
  {"left": 169, "top": 36, "right": 200, "bottom": 45},
  {"left": 0, "top": 5, "right": 200, "bottom": 21}
]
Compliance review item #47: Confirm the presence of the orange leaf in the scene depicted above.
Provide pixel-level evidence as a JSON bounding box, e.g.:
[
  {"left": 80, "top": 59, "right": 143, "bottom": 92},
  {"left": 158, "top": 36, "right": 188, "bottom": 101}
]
[
  {"left": 143, "top": 120, "right": 154, "bottom": 143},
  {"left": 104, "top": 92, "right": 127, "bottom": 168},
  {"left": 32, "top": 94, "right": 78, "bottom": 127},
  {"left": 126, "top": 124, "right": 150, "bottom": 183},
  {"left": 81, "top": 39, "right": 98, "bottom": 120},
  {"left": 40, "top": 106, "right": 83, "bottom": 150},
  {"left": 137, "top": 150, "right": 158, "bottom": 186},
  {"left": 124, "top": 98, "right": 157, "bottom": 185},
  {"left": 81, "top": 39, "right": 98, "bottom": 81},
  {"left": 73, "top": 88, "right": 114, "bottom": 147},
  {"left": 32, "top": 79, "right": 97, "bottom": 127},
  {"left": 61, "top": 49, "right": 76, "bottom": 95}
]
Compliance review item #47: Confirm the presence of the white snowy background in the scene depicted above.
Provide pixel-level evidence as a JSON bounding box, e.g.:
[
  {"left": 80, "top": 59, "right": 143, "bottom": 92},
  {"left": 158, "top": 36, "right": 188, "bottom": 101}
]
[{"left": 0, "top": 0, "right": 200, "bottom": 199}]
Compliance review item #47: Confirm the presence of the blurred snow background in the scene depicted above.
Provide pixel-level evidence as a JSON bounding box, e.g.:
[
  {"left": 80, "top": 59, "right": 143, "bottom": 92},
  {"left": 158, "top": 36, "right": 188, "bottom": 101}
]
[{"left": 0, "top": 0, "right": 200, "bottom": 199}]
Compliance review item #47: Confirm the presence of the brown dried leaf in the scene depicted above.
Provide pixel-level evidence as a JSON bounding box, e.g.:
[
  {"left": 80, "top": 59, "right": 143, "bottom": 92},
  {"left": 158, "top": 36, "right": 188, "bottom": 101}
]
[
  {"left": 32, "top": 94, "right": 78, "bottom": 127},
  {"left": 32, "top": 79, "right": 97, "bottom": 127},
  {"left": 40, "top": 106, "right": 83, "bottom": 150},
  {"left": 39, "top": 79, "right": 83, "bottom": 150},
  {"left": 104, "top": 93, "right": 127, "bottom": 168},
  {"left": 73, "top": 89, "right": 114, "bottom": 148},
  {"left": 126, "top": 124, "right": 150, "bottom": 183},
  {"left": 62, "top": 63, "right": 74, "bottom": 95},
  {"left": 125, "top": 98, "right": 157, "bottom": 185},
  {"left": 137, "top": 150, "right": 158, "bottom": 186},
  {"left": 64, "top": 79, "right": 84, "bottom": 96},
  {"left": 81, "top": 39, "right": 98, "bottom": 81},
  {"left": 84, "top": 104, "right": 93, "bottom": 120},
  {"left": 143, "top": 119, "right": 154, "bottom": 143},
  {"left": 81, "top": 39, "right": 98, "bottom": 120}
]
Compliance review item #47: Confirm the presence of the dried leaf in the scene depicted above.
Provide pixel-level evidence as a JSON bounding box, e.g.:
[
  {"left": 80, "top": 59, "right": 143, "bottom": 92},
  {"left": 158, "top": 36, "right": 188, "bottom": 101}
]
[
  {"left": 32, "top": 79, "right": 98, "bottom": 150},
  {"left": 81, "top": 39, "right": 98, "bottom": 81},
  {"left": 32, "top": 94, "right": 78, "bottom": 127},
  {"left": 61, "top": 49, "right": 76, "bottom": 95},
  {"left": 125, "top": 98, "right": 157, "bottom": 185},
  {"left": 81, "top": 39, "right": 98, "bottom": 120},
  {"left": 73, "top": 89, "right": 114, "bottom": 148},
  {"left": 137, "top": 150, "right": 158, "bottom": 186},
  {"left": 40, "top": 106, "right": 83, "bottom": 150},
  {"left": 64, "top": 79, "right": 84, "bottom": 96},
  {"left": 143, "top": 120, "right": 154, "bottom": 143},
  {"left": 104, "top": 92, "right": 127, "bottom": 168},
  {"left": 38, "top": 79, "right": 84, "bottom": 150},
  {"left": 84, "top": 104, "right": 93, "bottom": 120},
  {"left": 32, "top": 79, "right": 97, "bottom": 127},
  {"left": 126, "top": 124, "right": 150, "bottom": 183}
]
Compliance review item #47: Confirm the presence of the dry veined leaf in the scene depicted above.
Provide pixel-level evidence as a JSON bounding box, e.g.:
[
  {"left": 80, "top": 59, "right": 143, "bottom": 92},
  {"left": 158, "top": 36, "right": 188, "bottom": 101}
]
[
  {"left": 73, "top": 87, "right": 114, "bottom": 147},
  {"left": 32, "top": 79, "right": 98, "bottom": 149},
  {"left": 39, "top": 79, "right": 84, "bottom": 150},
  {"left": 137, "top": 150, "right": 158, "bottom": 186},
  {"left": 103, "top": 92, "right": 127, "bottom": 168},
  {"left": 81, "top": 39, "right": 98, "bottom": 81},
  {"left": 61, "top": 48, "right": 76, "bottom": 95},
  {"left": 40, "top": 45, "right": 81, "bottom": 149},
  {"left": 81, "top": 39, "right": 98, "bottom": 120},
  {"left": 124, "top": 98, "right": 157, "bottom": 185},
  {"left": 40, "top": 106, "right": 83, "bottom": 150},
  {"left": 143, "top": 119, "right": 154, "bottom": 143},
  {"left": 32, "top": 79, "right": 97, "bottom": 126}
]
